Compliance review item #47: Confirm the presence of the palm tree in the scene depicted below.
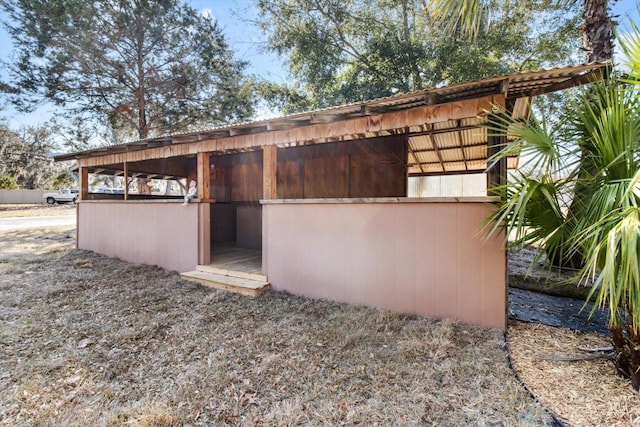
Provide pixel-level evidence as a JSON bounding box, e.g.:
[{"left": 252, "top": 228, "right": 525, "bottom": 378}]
[
  {"left": 487, "top": 27, "right": 640, "bottom": 389},
  {"left": 425, "top": 0, "right": 615, "bottom": 62},
  {"left": 426, "top": 0, "right": 616, "bottom": 269}
]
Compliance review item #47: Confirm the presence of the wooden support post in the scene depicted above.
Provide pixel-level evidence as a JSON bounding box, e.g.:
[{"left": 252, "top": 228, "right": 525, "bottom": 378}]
[
  {"left": 198, "top": 202, "right": 211, "bottom": 265},
  {"left": 487, "top": 132, "right": 507, "bottom": 197},
  {"left": 263, "top": 145, "right": 278, "bottom": 200},
  {"left": 123, "top": 162, "right": 129, "bottom": 200},
  {"left": 79, "top": 167, "right": 89, "bottom": 200},
  {"left": 197, "top": 152, "right": 210, "bottom": 200},
  {"left": 487, "top": 95, "right": 512, "bottom": 198}
]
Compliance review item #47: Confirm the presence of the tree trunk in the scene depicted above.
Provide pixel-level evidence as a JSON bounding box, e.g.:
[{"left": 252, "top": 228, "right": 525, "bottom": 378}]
[
  {"left": 582, "top": 0, "right": 614, "bottom": 63},
  {"left": 547, "top": 1, "right": 614, "bottom": 268},
  {"left": 610, "top": 317, "right": 640, "bottom": 391},
  {"left": 134, "top": 13, "right": 150, "bottom": 194}
]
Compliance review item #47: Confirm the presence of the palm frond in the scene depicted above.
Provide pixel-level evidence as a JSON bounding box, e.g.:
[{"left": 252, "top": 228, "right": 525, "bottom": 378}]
[
  {"left": 582, "top": 206, "right": 640, "bottom": 334},
  {"left": 620, "top": 19, "right": 640, "bottom": 84},
  {"left": 425, "top": 0, "right": 487, "bottom": 40}
]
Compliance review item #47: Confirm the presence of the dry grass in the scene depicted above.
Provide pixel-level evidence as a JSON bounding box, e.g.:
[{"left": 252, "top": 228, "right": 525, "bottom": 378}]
[
  {"left": 0, "top": 204, "right": 76, "bottom": 218},
  {"left": 508, "top": 321, "right": 640, "bottom": 426},
  {"left": 0, "top": 227, "right": 551, "bottom": 426}
]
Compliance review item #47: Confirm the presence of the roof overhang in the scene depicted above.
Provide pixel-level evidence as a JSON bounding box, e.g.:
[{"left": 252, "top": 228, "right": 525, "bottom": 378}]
[{"left": 55, "top": 63, "right": 609, "bottom": 175}]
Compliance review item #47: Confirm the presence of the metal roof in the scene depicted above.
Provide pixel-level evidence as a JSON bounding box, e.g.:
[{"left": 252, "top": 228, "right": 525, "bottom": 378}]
[{"left": 56, "top": 63, "right": 608, "bottom": 176}]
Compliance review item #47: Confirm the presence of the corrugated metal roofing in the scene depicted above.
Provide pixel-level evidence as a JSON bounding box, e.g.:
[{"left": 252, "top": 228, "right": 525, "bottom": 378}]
[{"left": 56, "top": 63, "right": 609, "bottom": 175}]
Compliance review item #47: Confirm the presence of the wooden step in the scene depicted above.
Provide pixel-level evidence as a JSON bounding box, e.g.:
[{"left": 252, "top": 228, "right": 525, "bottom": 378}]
[
  {"left": 180, "top": 270, "right": 270, "bottom": 297},
  {"left": 196, "top": 264, "right": 268, "bottom": 283}
]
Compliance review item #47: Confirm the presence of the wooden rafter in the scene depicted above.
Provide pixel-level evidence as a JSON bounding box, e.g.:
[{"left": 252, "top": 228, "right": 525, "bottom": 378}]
[
  {"left": 407, "top": 139, "right": 424, "bottom": 174},
  {"left": 412, "top": 140, "right": 487, "bottom": 154},
  {"left": 425, "top": 124, "right": 445, "bottom": 172},
  {"left": 455, "top": 121, "right": 469, "bottom": 171}
]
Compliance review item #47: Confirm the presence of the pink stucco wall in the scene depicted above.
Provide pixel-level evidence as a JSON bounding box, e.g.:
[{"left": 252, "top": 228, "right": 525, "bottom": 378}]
[
  {"left": 262, "top": 198, "right": 506, "bottom": 329},
  {"left": 77, "top": 201, "right": 201, "bottom": 272}
]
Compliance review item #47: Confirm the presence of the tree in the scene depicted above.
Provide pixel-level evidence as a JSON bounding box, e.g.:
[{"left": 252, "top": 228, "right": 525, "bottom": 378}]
[
  {"left": 487, "top": 27, "right": 640, "bottom": 389},
  {"left": 426, "top": 0, "right": 617, "bottom": 269},
  {"left": 0, "top": 175, "right": 18, "bottom": 189},
  {"left": 425, "top": 0, "right": 615, "bottom": 62},
  {"left": 256, "top": 0, "right": 581, "bottom": 111},
  {"left": 0, "top": 123, "right": 74, "bottom": 189},
  {"left": 1, "top": 0, "right": 256, "bottom": 141}
]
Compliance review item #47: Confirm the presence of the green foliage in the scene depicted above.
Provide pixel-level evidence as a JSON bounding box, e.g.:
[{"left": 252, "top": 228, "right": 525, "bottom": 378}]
[
  {"left": 256, "top": 0, "right": 581, "bottom": 111},
  {"left": 426, "top": 0, "right": 614, "bottom": 63},
  {"left": 0, "top": 0, "right": 255, "bottom": 139},
  {"left": 426, "top": 0, "right": 487, "bottom": 40},
  {"left": 488, "top": 22, "right": 640, "bottom": 387},
  {"left": 0, "top": 174, "right": 18, "bottom": 189}
]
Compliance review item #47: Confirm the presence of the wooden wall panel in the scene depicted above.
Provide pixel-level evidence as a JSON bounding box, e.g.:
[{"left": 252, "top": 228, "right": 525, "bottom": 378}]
[
  {"left": 277, "top": 159, "right": 304, "bottom": 199},
  {"left": 350, "top": 151, "right": 405, "bottom": 198},
  {"left": 236, "top": 204, "right": 262, "bottom": 250},
  {"left": 231, "top": 152, "right": 263, "bottom": 202},
  {"left": 304, "top": 156, "right": 349, "bottom": 198},
  {"left": 210, "top": 164, "right": 231, "bottom": 202},
  {"left": 211, "top": 203, "right": 235, "bottom": 243},
  {"left": 277, "top": 136, "right": 407, "bottom": 199}
]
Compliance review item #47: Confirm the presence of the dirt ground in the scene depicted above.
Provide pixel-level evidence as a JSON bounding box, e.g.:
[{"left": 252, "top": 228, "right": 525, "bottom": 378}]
[
  {"left": 0, "top": 203, "right": 76, "bottom": 218},
  {"left": 0, "top": 227, "right": 551, "bottom": 426}
]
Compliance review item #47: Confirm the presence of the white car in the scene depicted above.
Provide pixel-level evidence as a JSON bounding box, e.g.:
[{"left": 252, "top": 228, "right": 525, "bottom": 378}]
[{"left": 43, "top": 189, "right": 79, "bottom": 205}]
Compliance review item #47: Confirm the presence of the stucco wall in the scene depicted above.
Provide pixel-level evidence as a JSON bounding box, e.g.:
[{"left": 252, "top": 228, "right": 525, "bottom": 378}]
[
  {"left": 262, "top": 199, "right": 506, "bottom": 329},
  {"left": 77, "top": 201, "right": 200, "bottom": 272}
]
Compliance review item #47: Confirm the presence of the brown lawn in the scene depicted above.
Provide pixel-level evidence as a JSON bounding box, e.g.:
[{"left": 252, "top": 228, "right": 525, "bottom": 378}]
[
  {"left": 2, "top": 212, "right": 639, "bottom": 426},
  {"left": 0, "top": 226, "right": 549, "bottom": 426}
]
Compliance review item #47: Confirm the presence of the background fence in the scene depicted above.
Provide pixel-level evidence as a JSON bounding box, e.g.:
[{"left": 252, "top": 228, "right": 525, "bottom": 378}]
[{"left": 0, "top": 189, "right": 48, "bottom": 204}]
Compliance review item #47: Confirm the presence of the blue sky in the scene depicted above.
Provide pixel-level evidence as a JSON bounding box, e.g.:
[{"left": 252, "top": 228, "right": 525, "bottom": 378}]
[
  {"left": 0, "top": 0, "right": 638, "bottom": 129},
  {"left": 0, "top": 0, "right": 288, "bottom": 128}
]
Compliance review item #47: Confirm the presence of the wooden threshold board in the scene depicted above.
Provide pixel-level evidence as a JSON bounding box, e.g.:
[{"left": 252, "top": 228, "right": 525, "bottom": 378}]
[{"left": 180, "top": 269, "right": 270, "bottom": 297}]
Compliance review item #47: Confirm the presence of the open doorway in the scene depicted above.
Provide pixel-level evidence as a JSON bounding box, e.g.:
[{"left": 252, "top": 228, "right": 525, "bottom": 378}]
[{"left": 208, "top": 151, "right": 263, "bottom": 274}]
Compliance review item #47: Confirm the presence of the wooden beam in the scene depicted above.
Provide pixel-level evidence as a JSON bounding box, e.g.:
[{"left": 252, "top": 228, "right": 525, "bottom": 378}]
[
  {"left": 263, "top": 144, "right": 278, "bottom": 200},
  {"left": 407, "top": 141, "right": 424, "bottom": 174},
  {"left": 229, "top": 126, "right": 267, "bottom": 136},
  {"left": 487, "top": 124, "right": 507, "bottom": 196},
  {"left": 79, "top": 167, "right": 89, "bottom": 200},
  {"left": 408, "top": 123, "right": 481, "bottom": 138},
  {"left": 455, "top": 121, "right": 469, "bottom": 171},
  {"left": 528, "top": 68, "right": 606, "bottom": 97},
  {"left": 425, "top": 125, "right": 446, "bottom": 172},
  {"left": 198, "top": 203, "right": 211, "bottom": 265},
  {"left": 123, "top": 162, "right": 129, "bottom": 200},
  {"left": 411, "top": 140, "right": 487, "bottom": 154},
  {"left": 424, "top": 93, "right": 440, "bottom": 105},
  {"left": 409, "top": 169, "right": 486, "bottom": 177},
  {"left": 197, "top": 152, "right": 210, "bottom": 200},
  {"left": 363, "top": 105, "right": 392, "bottom": 115}
]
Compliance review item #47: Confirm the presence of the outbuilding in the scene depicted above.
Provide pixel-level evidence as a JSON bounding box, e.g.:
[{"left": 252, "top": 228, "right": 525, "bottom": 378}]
[{"left": 56, "top": 64, "right": 607, "bottom": 330}]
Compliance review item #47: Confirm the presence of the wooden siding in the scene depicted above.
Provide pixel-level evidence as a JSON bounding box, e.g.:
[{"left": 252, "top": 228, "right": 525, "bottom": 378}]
[
  {"left": 209, "top": 152, "right": 263, "bottom": 250},
  {"left": 211, "top": 151, "right": 263, "bottom": 203},
  {"left": 277, "top": 136, "right": 406, "bottom": 199},
  {"left": 76, "top": 95, "right": 504, "bottom": 169},
  {"left": 211, "top": 203, "right": 235, "bottom": 243},
  {"left": 262, "top": 200, "right": 506, "bottom": 329},
  {"left": 236, "top": 204, "right": 262, "bottom": 250}
]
